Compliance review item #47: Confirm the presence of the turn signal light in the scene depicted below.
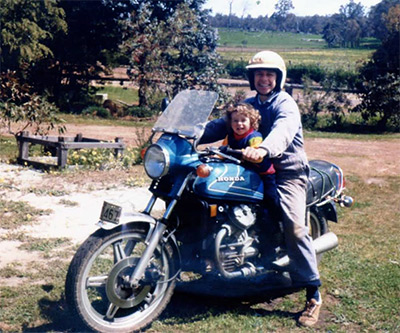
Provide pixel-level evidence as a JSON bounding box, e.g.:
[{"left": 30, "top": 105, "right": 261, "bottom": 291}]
[
  {"left": 196, "top": 164, "right": 211, "bottom": 178},
  {"left": 140, "top": 147, "right": 147, "bottom": 160},
  {"left": 210, "top": 204, "right": 217, "bottom": 217}
]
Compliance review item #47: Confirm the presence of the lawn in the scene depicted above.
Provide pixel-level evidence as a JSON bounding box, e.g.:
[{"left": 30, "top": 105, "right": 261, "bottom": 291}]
[{"left": 217, "top": 29, "right": 376, "bottom": 71}]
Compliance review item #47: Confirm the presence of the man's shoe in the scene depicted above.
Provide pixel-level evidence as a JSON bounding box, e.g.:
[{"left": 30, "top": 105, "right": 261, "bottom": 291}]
[{"left": 298, "top": 298, "right": 321, "bottom": 327}]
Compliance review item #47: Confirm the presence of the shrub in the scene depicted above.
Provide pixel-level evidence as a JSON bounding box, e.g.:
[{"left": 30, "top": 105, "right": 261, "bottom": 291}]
[
  {"left": 67, "top": 147, "right": 141, "bottom": 170},
  {"left": 224, "top": 59, "right": 247, "bottom": 78},
  {"left": 126, "top": 106, "right": 155, "bottom": 118},
  {"left": 287, "top": 64, "right": 326, "bottom": 83},
  {"left": 0, "top": 71, "right": 65, "bottom": 135},
  {"left": 82, "top": 106, "right": 111, "bottom": 119}
]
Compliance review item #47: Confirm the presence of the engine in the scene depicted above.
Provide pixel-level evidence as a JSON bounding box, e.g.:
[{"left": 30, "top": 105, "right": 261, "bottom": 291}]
[{"left": 214, "top": 204, "right": 261, "bottom": 279}]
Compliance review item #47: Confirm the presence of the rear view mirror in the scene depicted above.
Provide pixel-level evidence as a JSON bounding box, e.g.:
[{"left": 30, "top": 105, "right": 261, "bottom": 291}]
[{"left": 161, "top": 97, "right": 169, "bottom": 112}]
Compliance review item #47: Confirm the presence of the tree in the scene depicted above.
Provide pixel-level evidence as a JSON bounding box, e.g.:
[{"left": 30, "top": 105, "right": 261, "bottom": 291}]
[
  {"left": 322, "top": 0, "right": 366, "bottom": 48},
  {"left": 274, "top": 0, "right": 294, "bottom": 18},
  {"left": 322, "top": 15, "right": 344, "bottom": 47},
  {"left": 0, "top": 0, "right": 66, "bottom": 134},
  {"left": 0, "top": 0, "right": 67, "bottom": 71},
  {"left": 29, "top": 0, "right": 133, "bottom": 112},
  {"left": 122, "top": 1, "right": 224, "bottom": 108},
  {"left": 368, "top": 0, "right": 400, "bottom": 40},
  {"left": 271, "top": 0, "right": 294, "bottom": 31},
  {"left": 358, "top": 5, "right": 400, "bottom": 131}
]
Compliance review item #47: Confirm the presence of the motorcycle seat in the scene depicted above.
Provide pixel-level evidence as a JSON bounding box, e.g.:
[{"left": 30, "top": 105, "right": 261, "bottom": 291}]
[{"left": 306, "top": 160, "right": 340, "bottom": 206}]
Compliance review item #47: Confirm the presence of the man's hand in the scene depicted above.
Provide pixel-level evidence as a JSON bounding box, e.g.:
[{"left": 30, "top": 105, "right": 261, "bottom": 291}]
[{"left": 242, "top": 147, "right": 268, "bottom": 163}]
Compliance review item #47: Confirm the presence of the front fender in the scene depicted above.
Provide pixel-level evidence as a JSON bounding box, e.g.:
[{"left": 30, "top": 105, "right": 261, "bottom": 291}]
[
  {"left": 97, "top": 211, "right": 182, "bottom": 269},
  {"left": 97, "top": 211, "right": 156, "bottom": 230}
]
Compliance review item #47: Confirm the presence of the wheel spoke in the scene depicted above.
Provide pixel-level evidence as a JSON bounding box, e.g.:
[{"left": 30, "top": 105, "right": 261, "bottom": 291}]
[
  {"left": 105, "top": 303, "right": 119, "bottom": 320},
  {"left": 86, "top": 275, "right": 108, "bottom": 288},
  {"left": 113, "top": 241, "right": 126, "bottom": 263}
]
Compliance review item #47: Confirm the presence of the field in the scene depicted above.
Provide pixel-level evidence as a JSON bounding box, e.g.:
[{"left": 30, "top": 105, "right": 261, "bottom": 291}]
[{"left": 217, "top": 29, "right": 376, "bottom": 71}]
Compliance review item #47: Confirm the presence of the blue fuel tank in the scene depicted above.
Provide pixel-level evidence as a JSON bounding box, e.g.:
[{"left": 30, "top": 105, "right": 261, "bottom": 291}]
[{"left": 193, "top": 162, "right": 264, "bottom": 203}]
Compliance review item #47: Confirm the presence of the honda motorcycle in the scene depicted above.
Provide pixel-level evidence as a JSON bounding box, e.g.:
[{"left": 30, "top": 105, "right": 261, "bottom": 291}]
[{"left": 65, "top": 89, "right": 353, "bottom": 332}]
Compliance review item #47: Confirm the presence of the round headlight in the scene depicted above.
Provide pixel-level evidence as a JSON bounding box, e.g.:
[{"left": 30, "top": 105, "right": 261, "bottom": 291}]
[{"left": 144, "top": 144, "right": 169, "bottom": 179}]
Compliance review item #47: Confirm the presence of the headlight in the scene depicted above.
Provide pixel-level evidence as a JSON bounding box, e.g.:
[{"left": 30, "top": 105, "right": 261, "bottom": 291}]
[{"left": 144, "top": 144, "right": 169, "bottom": 179}]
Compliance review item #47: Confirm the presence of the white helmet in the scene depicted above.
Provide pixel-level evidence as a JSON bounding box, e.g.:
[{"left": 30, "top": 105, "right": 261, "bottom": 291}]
[{"left": 246, "top": 50, "right": 287, "bottom": 91}]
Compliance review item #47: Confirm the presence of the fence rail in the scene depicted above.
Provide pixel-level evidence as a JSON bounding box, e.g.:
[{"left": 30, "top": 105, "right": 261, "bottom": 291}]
[{"left": 16, "top": 131, "right": 125, "bottom": 169}]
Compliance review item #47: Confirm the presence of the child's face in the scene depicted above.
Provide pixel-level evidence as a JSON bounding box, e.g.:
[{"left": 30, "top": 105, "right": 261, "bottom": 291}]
[{"left": 231, "top": 111, "right": 251, "bottom": 136}]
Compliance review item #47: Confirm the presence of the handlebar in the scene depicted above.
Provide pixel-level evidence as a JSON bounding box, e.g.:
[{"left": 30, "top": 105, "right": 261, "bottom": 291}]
[{"left": 206, "top": 146, "right": 242, "bottom": 164}]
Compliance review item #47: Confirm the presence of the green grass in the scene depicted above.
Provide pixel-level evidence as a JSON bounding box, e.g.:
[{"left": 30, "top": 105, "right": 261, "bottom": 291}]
[
  {"left": 304, "top": 130, "right": 400, "bottom": 141},
  {"left": 59, "top": 113, "right": 152, "bottom": 127},
  {"left": 0, "top": 137, "right": 18, "bottom": 162},
  {"left": 94, "top": 85, "right": 138, "bottom": 105},
  {"left": 217, "top": 29, "right": 375, "bottom": 71},
  {"left": 0, "top": 199, "right": 52, "bottom": 230},
  {"left": 1, "top": 141, "right": 400, "bottom": 331},
  {"left": 218, "top": 29, "right": 328, "bottom": 49}
]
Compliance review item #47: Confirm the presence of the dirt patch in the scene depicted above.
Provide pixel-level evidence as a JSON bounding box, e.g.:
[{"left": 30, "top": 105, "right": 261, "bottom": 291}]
[
  {"left": 0, "top": 163, "right": 163, "bottom": 287},
  {"left": 304, "top": 137, "right": 400, "bottom": 180}
]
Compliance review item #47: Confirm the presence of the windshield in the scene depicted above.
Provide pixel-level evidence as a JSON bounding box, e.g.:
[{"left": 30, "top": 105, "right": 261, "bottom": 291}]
[{"left": 152, "top": 90, "right": 219, "bottom": 139}]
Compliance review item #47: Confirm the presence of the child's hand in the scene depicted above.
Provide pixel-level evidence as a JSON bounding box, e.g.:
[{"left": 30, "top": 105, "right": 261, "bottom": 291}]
[{"left": 242, "top": 147, "right": 267, "bottom": 163}]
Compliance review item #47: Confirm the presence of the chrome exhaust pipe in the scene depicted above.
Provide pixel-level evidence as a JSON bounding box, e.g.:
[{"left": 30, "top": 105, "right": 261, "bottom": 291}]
[
  {"left": 313, "top": 231, "right": 338, "bottom": 255},
  {"left": 272, "top": 232, "right": 338, "bottom": 268}
]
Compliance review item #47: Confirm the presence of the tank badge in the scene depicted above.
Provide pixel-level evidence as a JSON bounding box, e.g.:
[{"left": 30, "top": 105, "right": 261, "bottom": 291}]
[{"left": 217, "top": 176, "right": 245, "bottom": 182}]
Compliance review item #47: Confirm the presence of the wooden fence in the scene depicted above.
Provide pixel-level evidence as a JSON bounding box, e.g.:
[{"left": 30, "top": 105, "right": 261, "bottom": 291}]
[{"left": 16, "top": 131, "right": 125, "bottom": 169}]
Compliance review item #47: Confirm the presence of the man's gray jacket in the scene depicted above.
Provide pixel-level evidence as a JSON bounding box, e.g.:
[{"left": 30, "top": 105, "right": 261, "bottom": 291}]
[{"left": 200, "top": 91, "right": 309, "bottom": 174}]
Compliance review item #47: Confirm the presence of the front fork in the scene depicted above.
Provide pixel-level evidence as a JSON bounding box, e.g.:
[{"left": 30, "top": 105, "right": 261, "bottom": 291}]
[{"left": 128, "top": 175, "right": 191, "bottom": 287}]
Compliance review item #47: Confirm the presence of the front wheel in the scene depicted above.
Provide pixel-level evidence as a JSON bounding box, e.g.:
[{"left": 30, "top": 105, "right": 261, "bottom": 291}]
[{"left": 65, "top": 223, "right": 176, "bottom": 333}]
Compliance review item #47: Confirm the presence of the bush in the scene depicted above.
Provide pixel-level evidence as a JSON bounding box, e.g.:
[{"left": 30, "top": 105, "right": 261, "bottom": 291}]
[
  {"left": 287, "top": 64, "right": 326, "bottom": 83},
  {"left": 0, "top": 71, "right": 65, "bottom": 135},
  {"left": 67, "top": 147, "right": 141, "bottom": 170},
  {"left": 224, "top": 59, "right": 247, "bottom": 78},
  {"left": 126, "top": 106, "right": 155, "bottom": 118},
  {"left": 82, "top": 106, "right": 111, "bottom": 119}
]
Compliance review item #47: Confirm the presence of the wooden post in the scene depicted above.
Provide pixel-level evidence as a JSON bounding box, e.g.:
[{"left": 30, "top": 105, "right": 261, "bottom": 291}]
[
  {"left": 57, "top": 136, "right": 68, "bottom": 168},
  {"left": 17, "top": 131, "right": 30, "bottom": 162},
  {"left": 74, "top": 133, "right": 83, "bottom": 142},
  {"left": 114, "top": 137, "right": 124, "bottom": 157}
]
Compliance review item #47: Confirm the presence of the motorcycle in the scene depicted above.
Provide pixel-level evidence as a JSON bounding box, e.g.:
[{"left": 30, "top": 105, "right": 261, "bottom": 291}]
[{"left": 65, "top": 89, "right": 353, "bottom": 332}]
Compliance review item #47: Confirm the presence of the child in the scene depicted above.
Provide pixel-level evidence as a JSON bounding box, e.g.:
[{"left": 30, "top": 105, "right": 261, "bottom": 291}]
[{"left": 222, "top": 103, "right": 282, "bottom": 224}]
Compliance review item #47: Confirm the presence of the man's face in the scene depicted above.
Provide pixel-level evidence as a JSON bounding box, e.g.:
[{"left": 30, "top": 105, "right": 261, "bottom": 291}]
[{"left": 254, "top": 69, "right": 277, "bottom": 96}]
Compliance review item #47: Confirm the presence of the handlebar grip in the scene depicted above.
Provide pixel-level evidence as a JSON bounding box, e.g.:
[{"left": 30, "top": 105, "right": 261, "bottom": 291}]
[{"left": 225, "top": 148, "right": 243, "bottom": 159}]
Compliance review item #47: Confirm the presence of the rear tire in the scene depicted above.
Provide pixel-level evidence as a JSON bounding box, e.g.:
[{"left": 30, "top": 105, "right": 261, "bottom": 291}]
[
  {"left": 308, "top": 208, "right": 328, "bottom": 263},
  {"left": 65, "top": 223, "right": 176, "bottom": 333}
]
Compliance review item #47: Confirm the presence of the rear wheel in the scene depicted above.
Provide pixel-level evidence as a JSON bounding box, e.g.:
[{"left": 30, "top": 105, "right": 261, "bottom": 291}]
[
  {"left": 308, "top": 208, "right": 328, "bottom": 263},
  {"left": 65, "top": 224, "right": 176, "bottom": 333}
]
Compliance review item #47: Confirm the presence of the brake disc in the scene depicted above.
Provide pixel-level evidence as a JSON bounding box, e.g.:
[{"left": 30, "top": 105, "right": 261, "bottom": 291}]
[{"left": 105, "top": 257, "right": 151, "bottom": 308}]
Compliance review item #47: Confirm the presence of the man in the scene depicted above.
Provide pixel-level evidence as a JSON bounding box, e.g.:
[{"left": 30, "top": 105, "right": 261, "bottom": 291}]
[{"left": 201, "top": 51, "right": 322, "bottom": 327}]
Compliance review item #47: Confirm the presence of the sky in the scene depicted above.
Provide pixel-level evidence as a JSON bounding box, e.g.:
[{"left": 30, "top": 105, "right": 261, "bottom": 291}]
[{"left": 203, "top": 0, "right": 382, "bottom": 17}]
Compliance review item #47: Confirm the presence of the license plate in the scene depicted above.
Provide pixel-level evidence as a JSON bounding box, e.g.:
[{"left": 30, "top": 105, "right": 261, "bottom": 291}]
[{"left": 100, "top": 201, "right": 122, "bottom": 224}]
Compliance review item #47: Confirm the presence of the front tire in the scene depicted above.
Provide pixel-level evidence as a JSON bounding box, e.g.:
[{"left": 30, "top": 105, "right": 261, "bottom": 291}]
[{"left": 65, "top": 223, "right": 176, "bottom": 333}]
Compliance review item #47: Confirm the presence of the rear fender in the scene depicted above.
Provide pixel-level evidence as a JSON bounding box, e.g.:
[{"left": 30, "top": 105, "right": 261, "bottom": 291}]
[{"left": 318, "top": 201, "right": 338, "bottom": 223}]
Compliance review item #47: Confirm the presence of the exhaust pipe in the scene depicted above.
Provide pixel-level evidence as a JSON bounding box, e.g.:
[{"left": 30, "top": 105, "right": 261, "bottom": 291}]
[
  {"left": 272, "top": 232, "right": 339, "bottom": 268},
  {"left": 313, "top": 231, "right": 338, "bottom": 254}
]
